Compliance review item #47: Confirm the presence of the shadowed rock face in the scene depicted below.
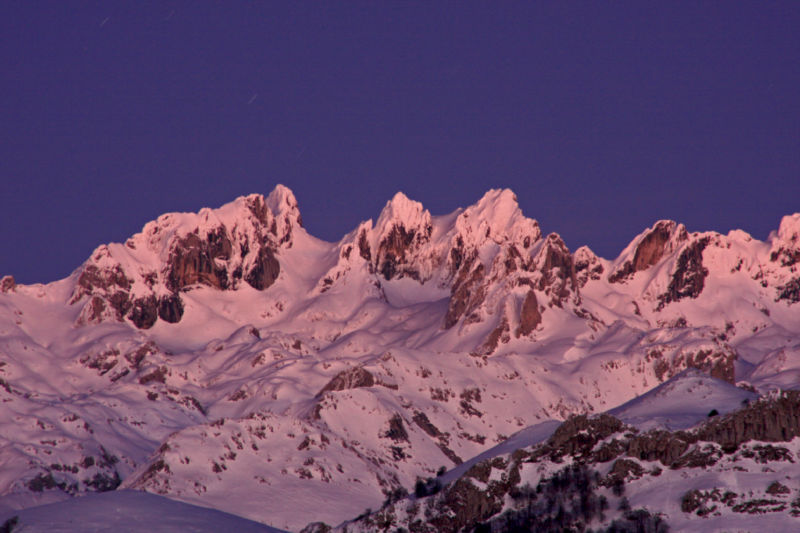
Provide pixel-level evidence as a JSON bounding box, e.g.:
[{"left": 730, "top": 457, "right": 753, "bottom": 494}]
[
  {"left": 157, "top": 294, "right": 184, "bottom": 323},
  {"left": 316, "top": 366, "right": 376, "bottom": 397},
  {"left": 776, "top": 277, "right": 800, "bottom": 304},
  {"left": 771, "top": 248, "right": 800, "bottom": 267},
  {"left": 657, "top": 237, "right": 710, "bottom": 309},
  {"left": 696, "top": 391, "right": 800, "bottom": 449},
  {"left": 358, "top": 229, "right": 372, "bottom": 262},
  {"left": 166, "top": 230, "right": 233, "bottom": 291},
  {"left": 770, "top": 216, "right": 800, "bottom": 267},
  {"left": 543, "top": 414, "right": 627, "bottom": 460},
  {"left": 72, "top": 198, "right": 288, "bottom": 329},
  {"left": 165, "top": 221, "right": 282, "bottom": 293},
  {"left": 245, "top": 195, "right": 271, "bottom": 226},
  {"left": 573, "top": 248, "right": 603, "bottom": 287},
  {"left": 445, "top": 234, "right": 577, "bottom": 354},
  {"left": 76, "top": 264, "right": 133, "bottom": 296},
  {"left": 609, "top": 221, "right": 686, "bottom": 283},
  {"left": 244, "top": 247, "right": 280, "bottom": 290},
  {"left": 128, "top": 296, "right": 159, "bottom": 329},
  {"left": 0, "top": 275, "right": 15, "bottom": 293},
  {"left": 444, "top": 260, "right": 484, "bottom": 329},
  {"left": 516, "top": 290, "right": 541, "bottom": 337},
  {"left": 651, "top": 346, "right": 737, "bottom": 384},
  {"left": 535, "top": 234, "right": 577, "bottom": 307},
  {"left": 375, "top": 223, "right": 432, "bottom": 281},
  {"left": 71, "top": 263, "right": 135, "bottom": 322},
  {"left": 479, "top": 316, "right": 510, "bottom": 355}
]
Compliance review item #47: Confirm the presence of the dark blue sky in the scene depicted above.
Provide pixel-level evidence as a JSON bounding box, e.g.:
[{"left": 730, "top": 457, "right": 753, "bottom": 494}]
[{"left": 2, "top": 2, "right": 799, "bottom": 284}]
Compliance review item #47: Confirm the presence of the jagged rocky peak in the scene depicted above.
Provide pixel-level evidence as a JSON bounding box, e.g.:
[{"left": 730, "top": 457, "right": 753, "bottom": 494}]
[
  {"left": 609, "top": 220, "right": 688, "bottom": 283},
  {"left": 531, "top": 233, "right": 578, "bottom": 307},
  {"left": 573, "top": 246, "right": 604, "bottom": 287},
  {"left": 452, "top": 188, "right": 541, "bottom": 249},
  {"left": 442, "top": 190, "right": 544, "bottom": 320},
  {"left": 264, "top": 184, "right": 304, "bottom": 243},
  {"left": 770, "top": 213, "right": 800, "bottom": 267},
  {"left": 70, "top": 184, "right": 302, "bottom": 329},
  {"left": 444, "top": 234, "right": 579, "bottom": 355},
  {"left": 440, "top": 193, "right": 585, "bottom": 352},
  {"left": 369, "top": 192, "right": 434, "bottom": 280}
]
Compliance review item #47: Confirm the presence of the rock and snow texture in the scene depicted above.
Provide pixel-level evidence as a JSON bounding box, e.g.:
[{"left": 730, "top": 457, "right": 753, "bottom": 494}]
[
  {"left": 69, "top": 187, "right": 301, "bottom": 329},
  {"left": 342, "top": 382, "right": 800, "bottom": 533},
  {"left": 1, "top": 184, "right": 799, "bottom": 530}
]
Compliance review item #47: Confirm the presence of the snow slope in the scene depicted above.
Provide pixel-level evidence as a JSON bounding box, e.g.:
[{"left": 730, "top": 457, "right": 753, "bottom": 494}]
[{"left": 0, "top": 490, "right": 286, "bottom": 532}]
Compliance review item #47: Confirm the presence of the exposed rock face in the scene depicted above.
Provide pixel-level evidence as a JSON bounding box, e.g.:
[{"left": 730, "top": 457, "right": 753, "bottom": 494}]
[
  {"left": 478, "top": 316, "right": 510, "bottom": 355},
  {"left": 445, "top": 231, "right": 577, "bottom": 353},
  {"left": 376, "top": 223, "right": 432, "bottom": 280},
  {"left": 540, "top": 414, "right": 627, "bottom": 460},
  {"left": 166, "top": 230, "right": 233, "bottom": 291},
  {"left": 369, "top": 192, "right": 434, "bottom": 281},
  {"left": 0, "top": 275, "right": 15, "bottom": 293},
  {"left": 313, "top": 189, "right": 585, "bottom": 354},
  {"left": 515, "top": 290, "right": 541, "bottom": 337},
  {"left": 650, "top": 344, "right": 737, "bottom": 384},
  {"left": 573, "top": 246, "right": 603, "bottom": 287},
  {"left": 609, "top": 220, "right": 687, "bottom": 283},
  {"left": 128, "top": 296, "right": 158, "bottom": 329},
  {"left": 769, "top": 214, "right": 800, "bottom": 267},
  {"left": 444, "top": 262, "right": 485, "bottom": 329},
  {"left": 157, "top": 294, "right": 184, "bottom": 323},
  {"left": 533, "top": 234, "right": 578, "bottom": 307},
  {"left": 70, "top": 255, "right": 135, "bottom": 324},
  {"left": 657, "top": 237, "right": 710, "bottom": 309},
  {"left": 695, "top": 390, "right": 800, "bottom": 449},
  {"left": 383, "top": 414, "right": 409, "bottom": 442},
  {"left": 357, "top": 228, "right": 371, "bottom": 262},
  {"left": 316, "top": 366, "right": 376, "bottom": 397},
  {"left": 69, "top": 187, "right": 300, "bottom": 329},
  {"left": 776, "top": 277, "right": 800, "bottom": 304},
  {"left": 244, "top": 247, "right": 280, "bottom": 290}
]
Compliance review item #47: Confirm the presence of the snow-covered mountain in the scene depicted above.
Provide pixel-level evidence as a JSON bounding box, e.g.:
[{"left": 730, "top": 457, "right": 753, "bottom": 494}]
[{"left": 1, "top": 185, "right": 799, "bottom": 531}]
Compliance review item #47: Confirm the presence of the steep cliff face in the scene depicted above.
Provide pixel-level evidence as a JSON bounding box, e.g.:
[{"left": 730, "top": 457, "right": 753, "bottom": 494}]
[
  {"left": 69, "top": 186, "right": 301, "bottom": 329},
  {"left": 609, "top": 220, "right": 688, "bottom": 283},
  {"left": 370, "top": 192, "right": 434, "bottom": 281},
  {"left": 439, "top": 193, "right": 584, "bottom": 354}
]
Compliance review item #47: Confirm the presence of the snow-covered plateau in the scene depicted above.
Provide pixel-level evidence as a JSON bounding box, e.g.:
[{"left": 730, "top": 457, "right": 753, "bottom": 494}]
[{"left": 1, "top": 185, "right": 799, "bottom": 532}]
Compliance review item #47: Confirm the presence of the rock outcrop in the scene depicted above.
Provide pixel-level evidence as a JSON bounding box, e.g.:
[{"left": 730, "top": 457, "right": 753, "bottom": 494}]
[
  {"left": 69, "top": 186, "right": 301, "bottom": 329},
  {"left": 0, "top": 275, "right": 15, "bottom": 293},
  {"left": 609, "top": 220, "right": 688, "bottom": 283},
  {"left": 573, "top": 246, "right": 604, "bottom": 287},
  {"left": 316, "top": 366, "right": 376, "bottom": 397},
  {"left": 769, "top": 214, "right": 800, "bottom": 268},
  {"left": 657, "top": 237, "right": 711, "bottom": 309}
]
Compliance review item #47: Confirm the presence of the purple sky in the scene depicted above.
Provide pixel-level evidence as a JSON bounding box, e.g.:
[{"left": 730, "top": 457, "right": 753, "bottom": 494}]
[{"left": 2, "top": 2, "right": 799, "bottom": 284}]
